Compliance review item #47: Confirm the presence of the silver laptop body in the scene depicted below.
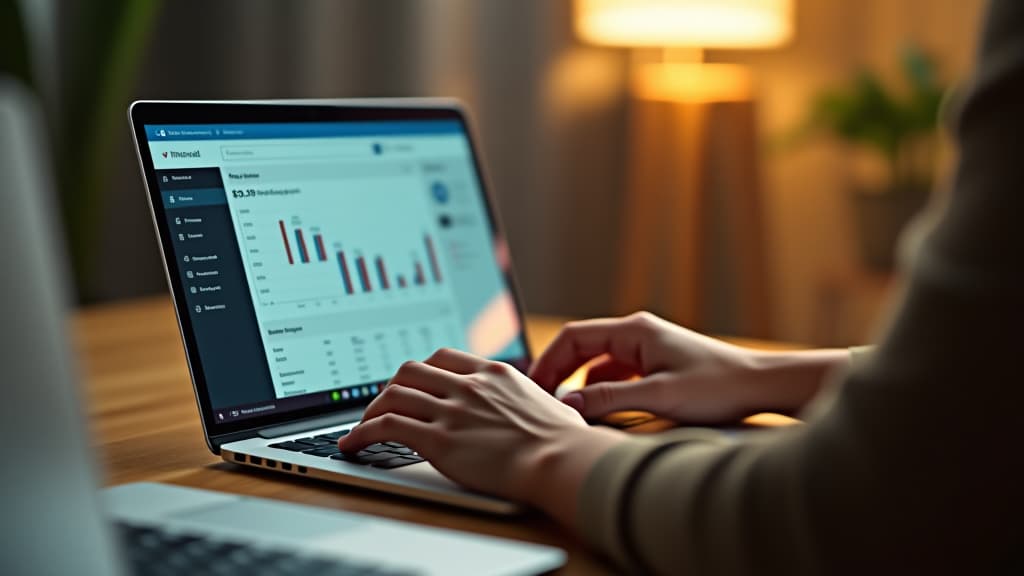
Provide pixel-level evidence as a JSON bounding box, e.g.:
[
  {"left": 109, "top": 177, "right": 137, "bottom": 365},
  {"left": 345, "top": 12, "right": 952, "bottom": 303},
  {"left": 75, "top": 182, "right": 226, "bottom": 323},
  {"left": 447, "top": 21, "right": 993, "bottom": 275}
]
[{"left": 128, "top": 100, "right": 532, "bottom": 514}]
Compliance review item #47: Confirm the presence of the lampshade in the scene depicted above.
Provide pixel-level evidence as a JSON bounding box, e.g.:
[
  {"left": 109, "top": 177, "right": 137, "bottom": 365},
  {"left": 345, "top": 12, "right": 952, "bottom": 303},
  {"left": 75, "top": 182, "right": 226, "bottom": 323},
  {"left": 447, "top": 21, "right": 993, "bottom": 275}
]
[{"left": 575, "top": 0, "right": 793, "bottom": 48}]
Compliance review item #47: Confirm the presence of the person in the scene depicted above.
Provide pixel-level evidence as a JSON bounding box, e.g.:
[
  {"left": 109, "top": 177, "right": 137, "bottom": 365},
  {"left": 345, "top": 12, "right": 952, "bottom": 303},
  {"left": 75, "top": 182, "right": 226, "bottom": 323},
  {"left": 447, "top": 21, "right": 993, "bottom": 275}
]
[{"left": 339, "top": 0, "right": 1023, "bottom": 572}]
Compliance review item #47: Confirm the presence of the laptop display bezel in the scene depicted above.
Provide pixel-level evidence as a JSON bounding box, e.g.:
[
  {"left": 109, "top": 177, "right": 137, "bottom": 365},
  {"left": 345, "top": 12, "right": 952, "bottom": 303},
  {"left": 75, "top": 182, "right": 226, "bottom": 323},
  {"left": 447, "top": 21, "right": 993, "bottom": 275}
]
[{"left": 129, "top": 100, "right": 533, "bottom": 448}]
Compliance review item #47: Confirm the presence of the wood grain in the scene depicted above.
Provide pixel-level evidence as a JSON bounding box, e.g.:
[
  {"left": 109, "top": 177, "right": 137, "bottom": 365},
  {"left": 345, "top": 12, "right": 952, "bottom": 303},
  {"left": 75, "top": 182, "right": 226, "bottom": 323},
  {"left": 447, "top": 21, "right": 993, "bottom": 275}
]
[{"left": 74, "top": 296, "right": 800, "bottom": 574}]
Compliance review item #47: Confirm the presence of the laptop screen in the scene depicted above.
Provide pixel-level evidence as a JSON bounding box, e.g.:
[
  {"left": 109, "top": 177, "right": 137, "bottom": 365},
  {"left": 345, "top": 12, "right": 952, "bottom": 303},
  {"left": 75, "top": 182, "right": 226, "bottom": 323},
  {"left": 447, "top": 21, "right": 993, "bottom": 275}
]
[{"left": 140, "top": 116, "right": 528, "bottom": 429}]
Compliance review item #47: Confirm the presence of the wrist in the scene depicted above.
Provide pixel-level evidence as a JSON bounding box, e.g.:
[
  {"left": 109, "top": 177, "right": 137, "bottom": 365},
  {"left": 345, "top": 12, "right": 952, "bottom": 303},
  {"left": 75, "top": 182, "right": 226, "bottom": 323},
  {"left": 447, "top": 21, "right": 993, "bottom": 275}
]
[
  {"left": 520, "top": 425, "right": 628, "bottom": 529},
  {"left": 744, "top": 348, "right": 851, "bottom": 415}
]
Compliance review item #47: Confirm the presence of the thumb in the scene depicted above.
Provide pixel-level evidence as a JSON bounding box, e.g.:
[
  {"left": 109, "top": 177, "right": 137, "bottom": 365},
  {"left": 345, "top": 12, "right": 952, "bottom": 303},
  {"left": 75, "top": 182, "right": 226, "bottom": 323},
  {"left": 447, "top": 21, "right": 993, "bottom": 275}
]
[{"left": 561, "top": 378, "right": 657, "bottom": 419}]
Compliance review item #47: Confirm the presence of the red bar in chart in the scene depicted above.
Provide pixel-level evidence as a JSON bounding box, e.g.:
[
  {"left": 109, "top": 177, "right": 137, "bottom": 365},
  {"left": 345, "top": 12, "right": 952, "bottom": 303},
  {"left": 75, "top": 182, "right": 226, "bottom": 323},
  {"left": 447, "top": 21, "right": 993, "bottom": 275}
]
[
  {"left": 414, "top": 261, "right": 426, "bottom": 286},
  {"left": 356, "top": 255, "right": 372, "bottom": 292},
  {"left": 295, "top": 229, "right": 310, "bottom": 263},
  {"left": 424, "top": 234, "right": 442, "bottom": 284},
  {"left": 313, "top": 234, "right": 327, "bottom": 262},
  {"left": 279, "top": 220, "right": 294, "bottom": 265},
  {"left": 375, "top": 256, "right": 390, "bottom": 290},
  {"left": 337, "top": 250, "right": 354, "bottom": 295}
]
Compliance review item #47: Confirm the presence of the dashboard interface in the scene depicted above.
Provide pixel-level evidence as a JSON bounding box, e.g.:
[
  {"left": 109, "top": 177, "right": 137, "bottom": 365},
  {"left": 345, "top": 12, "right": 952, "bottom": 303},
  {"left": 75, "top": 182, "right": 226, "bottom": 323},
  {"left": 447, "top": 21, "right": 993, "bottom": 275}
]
[{"left": 143, "top": 119, "right": 526, "bottom": 425}]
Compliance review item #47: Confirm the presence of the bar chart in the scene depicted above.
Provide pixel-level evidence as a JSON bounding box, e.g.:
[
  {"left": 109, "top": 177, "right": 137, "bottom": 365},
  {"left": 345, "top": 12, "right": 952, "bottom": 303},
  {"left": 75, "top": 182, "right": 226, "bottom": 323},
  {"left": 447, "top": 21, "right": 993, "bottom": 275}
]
[
  {"left": 220, "top": 160, "right": 475, "bottom": 397},
  {"left": 275, "top": 218, "right": 443, "bottom": 299},
  {"left": 231, "top": 201, "right": 452, "bottom": 309}
]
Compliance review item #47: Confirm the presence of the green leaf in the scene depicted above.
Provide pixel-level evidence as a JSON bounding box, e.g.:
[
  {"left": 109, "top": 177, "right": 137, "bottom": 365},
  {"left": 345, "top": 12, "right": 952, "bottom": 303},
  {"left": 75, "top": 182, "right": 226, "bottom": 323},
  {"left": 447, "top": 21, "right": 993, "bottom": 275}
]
[
  {"left": 792, "top": 44, "right": 946, "bottom": 161},
  {"left": 58, "top": 0, "right": 162, "bottom": 299},
  {"left": 0, "top": 0, "right": 33, "bottom": 88}
]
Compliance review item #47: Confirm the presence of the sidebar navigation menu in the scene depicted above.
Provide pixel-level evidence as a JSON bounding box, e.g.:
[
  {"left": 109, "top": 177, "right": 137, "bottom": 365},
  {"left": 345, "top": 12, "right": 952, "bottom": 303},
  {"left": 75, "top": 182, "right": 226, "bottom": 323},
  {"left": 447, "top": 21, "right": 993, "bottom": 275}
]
[{"left": 156, "top": 168, "right": 275, "bottom": 410}]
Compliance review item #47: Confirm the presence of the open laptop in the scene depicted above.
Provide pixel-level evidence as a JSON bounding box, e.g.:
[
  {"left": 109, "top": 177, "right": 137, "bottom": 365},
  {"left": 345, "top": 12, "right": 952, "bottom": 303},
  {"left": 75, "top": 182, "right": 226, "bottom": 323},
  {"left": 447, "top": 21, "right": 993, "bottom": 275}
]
[
  {"left": 128, "top": 100, "right": 532, "bottom": 514},
  {"left": 1, "top": 78, "right": 565, "bottom": 575}
]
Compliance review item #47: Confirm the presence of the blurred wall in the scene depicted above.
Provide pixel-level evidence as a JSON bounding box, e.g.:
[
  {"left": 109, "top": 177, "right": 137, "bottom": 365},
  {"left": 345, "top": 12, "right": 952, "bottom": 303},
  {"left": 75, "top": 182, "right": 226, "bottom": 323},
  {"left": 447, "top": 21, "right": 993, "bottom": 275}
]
[
  {"left": 69, "top": 0, "right": 631, "bottom": 321},
  {"left": 50, "top": 0, "right": 987, "bottom": 346},
  {"left": 714, "top": 0, "right": 985, "bottom": 345}
]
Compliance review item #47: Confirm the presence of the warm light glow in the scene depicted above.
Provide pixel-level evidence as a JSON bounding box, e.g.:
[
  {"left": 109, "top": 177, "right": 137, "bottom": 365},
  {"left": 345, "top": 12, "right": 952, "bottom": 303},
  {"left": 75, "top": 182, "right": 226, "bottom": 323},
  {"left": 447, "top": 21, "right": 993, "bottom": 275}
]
[
  {"left": 633, "top": 62, "right": 753, "bottom": 102},
  {"left": 576, "top": 0, "right": 793, "bottom": 48}
]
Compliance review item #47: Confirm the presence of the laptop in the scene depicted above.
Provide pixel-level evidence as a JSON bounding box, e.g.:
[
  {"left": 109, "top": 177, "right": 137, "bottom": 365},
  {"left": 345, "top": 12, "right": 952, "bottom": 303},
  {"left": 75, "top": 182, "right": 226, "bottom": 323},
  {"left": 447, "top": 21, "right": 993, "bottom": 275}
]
[
  {"left": 128, "top": 99, "right": 533, "bottom": 514},
  {"left": 0, "top": 78, "right": 565, "bottom": 576}
]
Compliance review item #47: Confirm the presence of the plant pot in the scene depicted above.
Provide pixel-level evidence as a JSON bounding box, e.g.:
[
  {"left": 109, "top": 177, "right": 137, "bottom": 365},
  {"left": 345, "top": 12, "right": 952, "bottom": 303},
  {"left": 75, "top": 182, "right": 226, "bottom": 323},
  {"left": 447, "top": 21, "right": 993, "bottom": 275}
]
[{"left": 850, "top": 183, "right": 930, "bottom": 272}]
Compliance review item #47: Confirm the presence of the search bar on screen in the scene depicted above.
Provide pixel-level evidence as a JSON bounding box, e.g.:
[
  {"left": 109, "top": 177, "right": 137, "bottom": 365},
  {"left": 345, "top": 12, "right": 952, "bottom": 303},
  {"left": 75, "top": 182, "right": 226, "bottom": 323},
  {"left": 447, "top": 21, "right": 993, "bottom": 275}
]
[{"left": 221, "top": 142, "right": 376, "bottom": 162}]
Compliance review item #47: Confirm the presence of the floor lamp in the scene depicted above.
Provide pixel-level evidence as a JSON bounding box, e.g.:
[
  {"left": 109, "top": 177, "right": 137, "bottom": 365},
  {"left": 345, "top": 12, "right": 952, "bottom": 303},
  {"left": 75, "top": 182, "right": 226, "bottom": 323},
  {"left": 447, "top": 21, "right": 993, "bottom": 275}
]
[{"left": 575, "top": 0, "right": 793, "bottom": 337}]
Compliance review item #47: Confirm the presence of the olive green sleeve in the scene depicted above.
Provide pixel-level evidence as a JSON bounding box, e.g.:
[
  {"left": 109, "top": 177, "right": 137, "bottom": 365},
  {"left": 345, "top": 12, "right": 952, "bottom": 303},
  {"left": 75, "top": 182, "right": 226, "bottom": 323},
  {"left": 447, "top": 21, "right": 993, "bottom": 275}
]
[
  {"left": 576, "top": 1, "right": 1024, "bottom": 572},
  {"left": 848, "top": 345, "right": 873, "bottom": 370}
]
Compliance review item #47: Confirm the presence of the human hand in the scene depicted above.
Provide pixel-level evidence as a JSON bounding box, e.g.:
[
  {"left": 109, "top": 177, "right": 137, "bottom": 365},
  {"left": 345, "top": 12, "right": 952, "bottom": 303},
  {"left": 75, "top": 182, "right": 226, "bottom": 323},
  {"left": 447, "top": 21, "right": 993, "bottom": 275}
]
[
  {"left": 338, "top": 348, "right": 626, "bottom": 524},
  {"left": 530, "top": 312, "right": 844, "bottom": 423}
]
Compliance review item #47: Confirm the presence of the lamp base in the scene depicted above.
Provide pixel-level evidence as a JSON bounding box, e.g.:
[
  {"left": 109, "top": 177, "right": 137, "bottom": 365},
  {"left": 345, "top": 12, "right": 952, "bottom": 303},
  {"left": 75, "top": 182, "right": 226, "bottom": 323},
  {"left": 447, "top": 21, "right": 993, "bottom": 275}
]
[{"left": 616, "top": 96, "right": 772, "bottom": 337}]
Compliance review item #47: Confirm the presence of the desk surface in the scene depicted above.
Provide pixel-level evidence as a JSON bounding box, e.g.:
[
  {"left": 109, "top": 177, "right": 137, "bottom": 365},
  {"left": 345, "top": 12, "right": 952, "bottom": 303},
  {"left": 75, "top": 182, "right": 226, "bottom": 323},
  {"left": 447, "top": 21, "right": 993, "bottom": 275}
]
[{"left": 75, "top": 296, "right": 797, "bottom": 574}]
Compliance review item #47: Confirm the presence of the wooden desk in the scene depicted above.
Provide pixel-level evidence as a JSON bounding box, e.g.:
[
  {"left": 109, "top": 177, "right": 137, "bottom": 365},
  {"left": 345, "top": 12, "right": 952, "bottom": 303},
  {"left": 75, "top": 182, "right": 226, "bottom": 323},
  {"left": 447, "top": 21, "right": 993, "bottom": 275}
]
[{"left": 75, "top": 296, "right": 797, "bottom": 574}]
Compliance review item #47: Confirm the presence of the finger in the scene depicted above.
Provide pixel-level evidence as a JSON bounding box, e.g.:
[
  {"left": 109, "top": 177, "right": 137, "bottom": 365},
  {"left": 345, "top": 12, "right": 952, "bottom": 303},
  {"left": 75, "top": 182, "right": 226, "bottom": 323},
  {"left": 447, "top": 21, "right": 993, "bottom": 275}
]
[
  {"left": 560, "top": 375, "right": 664, "bottom": 419},
  {"left": 585, "top": 356, "right": 639, "bottom": 385},
  {"left": 338, "top": 412, "right": 436, "bottom": 454},
  {"left": 530, "top": 314, "right": 655, "bottom": 393},
  {"left": 360, "top": 383, "right": 446, "bottom": 424},
  {"left": 422, "top": 347, "right": 490, "bottom": 375},
  {"left": 387, "top": 360, "right": 461, "bottom": 398}
]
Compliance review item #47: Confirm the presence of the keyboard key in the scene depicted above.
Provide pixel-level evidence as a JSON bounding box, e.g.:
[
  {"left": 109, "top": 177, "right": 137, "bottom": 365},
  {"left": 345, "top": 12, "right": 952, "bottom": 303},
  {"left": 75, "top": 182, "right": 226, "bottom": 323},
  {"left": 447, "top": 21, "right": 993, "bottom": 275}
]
[
  {"left": 165, "top": 534, "right": 203, "bottom": 549},
  {"left": 295, "top": 437, "right": 333, "bottom": 447},
  {"left": 371, "top": 456, "right": 424, "bottom": 469},
  {"left": 387, "top": 447, "right": 415, "bottom": 456},
  {"left": 383, "top": 441, "right": 406, "bottom": 448},
  {"left": 116, "top": 520, "right": 416, "bottom": 576},
  {"left": 269, "top": 441, "right": 310, "bottom": 452},
  {"left": 354, "top": 452, "right": 395, "bottom": 463},
  {"left": 303, "top": 446, "right": 342, "bottom": 457},
  {"left": 361, "top": 443, "right": 392, "bottom": 454},
  {"left": 330, "top": 452, "right": 366, "bottom": 464}
]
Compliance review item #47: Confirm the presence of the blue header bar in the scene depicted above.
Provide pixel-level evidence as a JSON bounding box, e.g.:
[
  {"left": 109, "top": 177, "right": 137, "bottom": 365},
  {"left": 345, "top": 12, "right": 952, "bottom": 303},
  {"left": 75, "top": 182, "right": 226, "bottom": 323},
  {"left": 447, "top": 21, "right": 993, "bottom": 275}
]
[{"left": 144, "top": 120, "right": 463, "bottom": 141}]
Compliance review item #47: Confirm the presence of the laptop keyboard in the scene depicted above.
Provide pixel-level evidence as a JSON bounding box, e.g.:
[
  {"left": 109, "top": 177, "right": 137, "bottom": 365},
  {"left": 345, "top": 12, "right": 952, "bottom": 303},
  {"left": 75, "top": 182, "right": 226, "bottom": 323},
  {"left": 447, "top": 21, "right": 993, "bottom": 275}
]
[
  {"left": 269, "top": 430, "right": 425, "bottom": 470},
  {"left": 117, "top": 521, "right": 418, "bottom": 576}
]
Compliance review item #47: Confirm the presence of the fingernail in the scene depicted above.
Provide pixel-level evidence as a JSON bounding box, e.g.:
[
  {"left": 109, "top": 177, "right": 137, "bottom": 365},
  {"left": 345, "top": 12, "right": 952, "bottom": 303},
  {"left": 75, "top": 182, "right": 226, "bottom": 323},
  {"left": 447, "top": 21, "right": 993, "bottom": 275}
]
[{"left": 562, "top": 391, "right": 584, "bottom": 412}]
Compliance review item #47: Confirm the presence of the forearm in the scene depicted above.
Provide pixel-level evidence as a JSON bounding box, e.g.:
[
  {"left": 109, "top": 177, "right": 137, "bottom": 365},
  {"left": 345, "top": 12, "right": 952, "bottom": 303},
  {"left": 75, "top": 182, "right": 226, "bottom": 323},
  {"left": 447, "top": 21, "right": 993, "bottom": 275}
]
[{"left": 742, "top": 348, "right": 852, "bottom": 416}]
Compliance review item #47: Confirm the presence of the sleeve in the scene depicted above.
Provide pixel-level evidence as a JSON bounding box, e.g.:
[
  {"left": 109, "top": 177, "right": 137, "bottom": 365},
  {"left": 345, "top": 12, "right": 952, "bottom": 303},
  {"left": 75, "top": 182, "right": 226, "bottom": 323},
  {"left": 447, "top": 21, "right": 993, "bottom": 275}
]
[
  {"left": 848, "top": 345, "right": 872, "bottom": 371},
  {"left": 576, "top": 1, "right": 1024, "bottom": 573}
]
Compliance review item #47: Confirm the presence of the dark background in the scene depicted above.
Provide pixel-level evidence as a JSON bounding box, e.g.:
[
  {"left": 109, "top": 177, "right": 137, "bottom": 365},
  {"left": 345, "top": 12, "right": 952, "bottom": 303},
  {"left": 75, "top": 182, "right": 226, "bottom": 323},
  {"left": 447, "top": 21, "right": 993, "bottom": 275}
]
[
  {"left": 60, "top": 1, "right": 630, "bottom": 321},
  {"left": 5, "top": 0, "right": 985, "bottom": 346}
]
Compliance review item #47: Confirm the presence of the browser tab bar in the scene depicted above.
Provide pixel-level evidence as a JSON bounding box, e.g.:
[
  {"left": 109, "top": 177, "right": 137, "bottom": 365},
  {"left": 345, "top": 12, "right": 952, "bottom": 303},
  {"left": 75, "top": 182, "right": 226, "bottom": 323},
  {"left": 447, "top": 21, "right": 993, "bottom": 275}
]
[{"left": 144, "top": 120, "right": 462, "bottom": 141}]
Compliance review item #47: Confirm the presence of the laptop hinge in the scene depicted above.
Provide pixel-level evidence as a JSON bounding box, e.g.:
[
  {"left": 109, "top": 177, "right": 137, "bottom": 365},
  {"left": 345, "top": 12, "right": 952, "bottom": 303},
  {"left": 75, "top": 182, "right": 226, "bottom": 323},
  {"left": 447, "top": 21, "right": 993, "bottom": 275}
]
[{"left": 257, "top": 408, "right": 364, "bottom": 439}]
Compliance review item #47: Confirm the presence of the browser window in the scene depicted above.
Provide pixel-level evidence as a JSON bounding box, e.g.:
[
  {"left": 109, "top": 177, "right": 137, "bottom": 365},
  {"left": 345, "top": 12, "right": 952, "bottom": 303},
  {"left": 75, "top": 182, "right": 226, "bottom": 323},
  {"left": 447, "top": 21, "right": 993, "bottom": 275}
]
[{"left": 144, "top": 121, "right": 525, "bottom": 423}]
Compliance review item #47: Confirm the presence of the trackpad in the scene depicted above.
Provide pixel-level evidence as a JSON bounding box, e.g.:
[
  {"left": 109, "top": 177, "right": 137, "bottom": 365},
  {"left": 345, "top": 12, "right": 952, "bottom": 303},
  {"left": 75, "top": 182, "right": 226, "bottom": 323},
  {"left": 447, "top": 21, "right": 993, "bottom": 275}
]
[{"left": 172, "top": 498, "right": 362, "bottom": 538}]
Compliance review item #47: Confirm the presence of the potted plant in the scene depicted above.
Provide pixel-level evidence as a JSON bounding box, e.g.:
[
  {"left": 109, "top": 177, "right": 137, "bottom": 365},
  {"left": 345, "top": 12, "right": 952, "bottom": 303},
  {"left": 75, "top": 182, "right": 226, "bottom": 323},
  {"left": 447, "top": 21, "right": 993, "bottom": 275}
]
[
  {"left": 1, "top": 0, "right": 161, "bottom": 301},
  {"left": 797, "top": 46, "right": 946, "bottom": 271}
]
